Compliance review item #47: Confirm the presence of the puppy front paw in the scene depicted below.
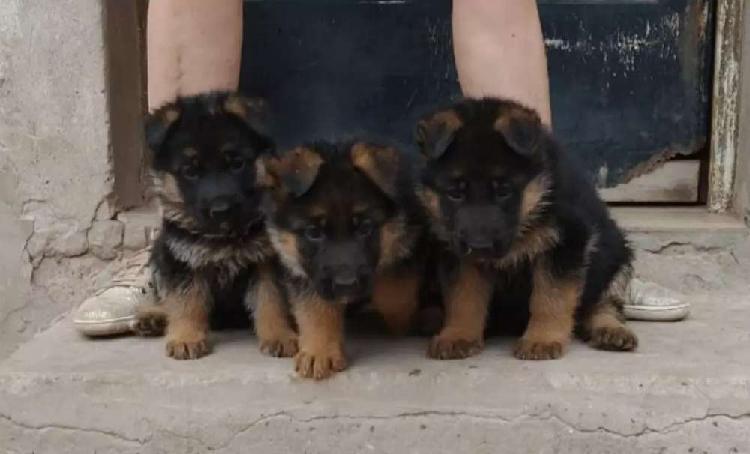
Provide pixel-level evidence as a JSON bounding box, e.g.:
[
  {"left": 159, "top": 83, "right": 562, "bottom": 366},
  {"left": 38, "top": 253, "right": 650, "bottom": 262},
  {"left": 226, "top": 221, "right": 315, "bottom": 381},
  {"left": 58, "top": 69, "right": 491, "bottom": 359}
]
[
  {"left": 589, "top": 326, "right": 638, "bottom": 352},
  {"left": 166, "top": 334, "right": 210, "bottom": 360},
  {"left": 294, "top": 345, "right": 347, "bottom": 380},
  {"left": 427, "top": 332, "right": 484, "bottom": 360},
  {"left": 513, "top": 338, "right": 565, "bottom": 360},
  {"left": 259, "top": 333, "right": 299, "bottom": 358}
]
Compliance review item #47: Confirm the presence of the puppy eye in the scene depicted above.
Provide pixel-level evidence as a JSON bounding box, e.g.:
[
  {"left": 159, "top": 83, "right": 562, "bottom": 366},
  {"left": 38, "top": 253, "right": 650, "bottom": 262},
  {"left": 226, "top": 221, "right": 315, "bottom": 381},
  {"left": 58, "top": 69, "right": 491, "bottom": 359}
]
[
  {"left": 446, "top": 179, "right": 467, "bottom": 202},
  {"left": 356, "top": 218, "right": 375, "bottom": 238},
  {"left": 304, "top": 224, "right": 324, "bottom": 242},
  {"left": 492, "top": 180, "right": 512, "bottom": 200},
  {"left": 182, "top": 165, "right": 199, "bottom": 181},
  {"left": 229, "top": 158, "right": 246, "bottom": 172}
]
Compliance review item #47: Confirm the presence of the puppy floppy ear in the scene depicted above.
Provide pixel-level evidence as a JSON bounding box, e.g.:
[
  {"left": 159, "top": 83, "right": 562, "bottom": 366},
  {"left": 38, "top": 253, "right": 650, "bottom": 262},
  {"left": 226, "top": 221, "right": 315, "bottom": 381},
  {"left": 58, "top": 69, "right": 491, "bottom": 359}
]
[
  {"left": 415, "top": 109, "right": 462, "bottom": 160},
  {"left": 351, "top": 143, "right": 400, "bottom": 198},
  {"left": 145, "top": 104, "right": 182, "bottom": 170},
  {"left": 222, "top": 94, "right": 269, "bottom": 138},
  {"left": 265, "top": 147, "right": 323, "bottom": 197},
  {"left": 494, "top": 105, "right": 544, "bottom": 159}
]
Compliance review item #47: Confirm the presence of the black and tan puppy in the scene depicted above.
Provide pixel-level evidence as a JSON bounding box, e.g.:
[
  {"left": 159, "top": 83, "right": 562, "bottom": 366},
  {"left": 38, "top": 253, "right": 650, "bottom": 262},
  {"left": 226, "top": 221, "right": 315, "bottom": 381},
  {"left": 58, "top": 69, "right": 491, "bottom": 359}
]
[
  {"left": 416, "top": 97, "right": 638, "bottom": 360},
  {"left": 262, "top": 142, "right": 423, "bottom": 379},
  {"left": 136, "top": 92, "right": 298, "bottom": 360}
]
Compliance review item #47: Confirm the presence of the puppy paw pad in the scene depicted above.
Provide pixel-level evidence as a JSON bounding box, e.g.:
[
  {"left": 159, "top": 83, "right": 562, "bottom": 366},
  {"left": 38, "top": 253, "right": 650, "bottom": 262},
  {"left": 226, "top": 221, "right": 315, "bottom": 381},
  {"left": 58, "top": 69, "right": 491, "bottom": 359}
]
[
  {"left": 514, "top": 339, "right": 564, "bottom": 360},
  {"left": 590, "top": 326, "right": 638, "bottom": 352},
  {"left": 427, "top": 335, "right": 484, "bottom": 360}
]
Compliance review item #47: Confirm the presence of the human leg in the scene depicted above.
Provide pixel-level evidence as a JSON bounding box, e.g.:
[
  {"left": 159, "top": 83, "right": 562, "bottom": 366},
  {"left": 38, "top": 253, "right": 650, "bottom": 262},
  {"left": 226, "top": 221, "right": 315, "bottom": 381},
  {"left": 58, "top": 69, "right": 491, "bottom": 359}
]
[{"left": 452, "top": 0, "right": 551, "bottom": 125}]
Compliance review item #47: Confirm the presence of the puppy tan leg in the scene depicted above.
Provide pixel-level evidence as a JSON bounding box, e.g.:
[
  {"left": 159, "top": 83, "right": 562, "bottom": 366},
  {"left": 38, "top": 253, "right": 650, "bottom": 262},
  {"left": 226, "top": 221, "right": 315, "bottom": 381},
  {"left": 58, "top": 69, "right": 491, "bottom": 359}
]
[
  {"left": 581, "top": 265, "right": 638, "bottom": 351},
  {"left": 514, "top": 261, "right": 580, "bottom": 360},
  {"left": 249, "top": 268, "right": 298, "bottom": 358},
  {"left": 428, "top": 262, "right": 492, "bottom": 360},
  {"left": 163, "top": 280, "right": 211, "bottom": 360},
  {"left": 293, "top": 295, "right": 347, "bottom": 380},
  {"left": 371, "top": 271, "right": 421, "bottom": 336},
  {"left": 581, "top": 298, "right": 638, "bottom": 352}
]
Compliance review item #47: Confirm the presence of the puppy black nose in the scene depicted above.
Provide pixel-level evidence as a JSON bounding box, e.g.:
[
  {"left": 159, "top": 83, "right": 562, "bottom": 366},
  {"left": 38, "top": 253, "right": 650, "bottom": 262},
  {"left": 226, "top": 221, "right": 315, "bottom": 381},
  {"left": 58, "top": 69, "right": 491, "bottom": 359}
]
[
  {"left": 333, "top": 270, "right": 358, "bottom": 287},
  {"left": 209, "top": 199, "right": 234, "bottom": 220},
  {"left": 467, "top": 240, "right": 494, "bottom": 251}
]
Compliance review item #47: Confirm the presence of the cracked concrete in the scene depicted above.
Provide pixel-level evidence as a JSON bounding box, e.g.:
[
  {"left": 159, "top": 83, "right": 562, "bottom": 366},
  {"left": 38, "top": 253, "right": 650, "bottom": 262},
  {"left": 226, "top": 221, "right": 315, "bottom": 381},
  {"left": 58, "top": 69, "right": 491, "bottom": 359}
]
[
  {"left": 0, "top": 0, "right": 116, "bottom": 359},
  {"left": 1, "top": 242, "right": 750, "bottom": 453}
]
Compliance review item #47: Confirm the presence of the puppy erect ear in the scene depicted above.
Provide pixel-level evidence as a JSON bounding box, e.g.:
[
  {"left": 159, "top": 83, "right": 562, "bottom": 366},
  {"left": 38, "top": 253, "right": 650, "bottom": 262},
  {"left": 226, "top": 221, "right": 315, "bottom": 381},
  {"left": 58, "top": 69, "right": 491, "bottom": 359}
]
[
  {"left": 494, "top": 104, "right": 544, "bottom": 159},
  {"left": 415, "top": 109, "right": 463, "bottom": 160},
  {"left": 351, "top": 143, "right": 400, "bottom": 198},
  {"left": 265, "top": 147, "right": 323, "bottom": 197},
  {"left": 145, "top": 103, "right": 182, "bottom": 170},
  {"left": 223, "top": 94, "right": 269, "bottom": 137}
]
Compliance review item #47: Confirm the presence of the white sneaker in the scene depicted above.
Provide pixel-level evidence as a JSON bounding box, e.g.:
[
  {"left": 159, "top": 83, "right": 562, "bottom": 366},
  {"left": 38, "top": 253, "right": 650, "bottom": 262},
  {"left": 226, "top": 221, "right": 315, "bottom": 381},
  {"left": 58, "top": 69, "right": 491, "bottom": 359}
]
[
  {"left": 73, "top": 248, "right": 155, "bottom": 336},
  {"left": 623, "top": 278, "right": 690, "bottom": 322}
]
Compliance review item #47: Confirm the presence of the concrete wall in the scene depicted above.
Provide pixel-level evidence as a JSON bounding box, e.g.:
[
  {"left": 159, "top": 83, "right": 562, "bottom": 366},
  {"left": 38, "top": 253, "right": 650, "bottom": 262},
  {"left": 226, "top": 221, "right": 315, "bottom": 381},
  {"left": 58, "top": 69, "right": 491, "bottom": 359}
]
[{"left": 0, "top": 0, "right": 115, "bottom": 358}]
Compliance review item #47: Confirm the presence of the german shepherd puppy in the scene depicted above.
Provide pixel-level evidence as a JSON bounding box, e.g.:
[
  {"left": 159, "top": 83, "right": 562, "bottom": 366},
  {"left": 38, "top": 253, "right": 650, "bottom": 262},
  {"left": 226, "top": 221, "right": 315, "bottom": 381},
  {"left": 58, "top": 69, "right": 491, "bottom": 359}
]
[
  {"left": 136, "top": 92, "right": 298, "bottom": 360},
  {"left": 261, "top": 142, "right": 423, "bottom": 379},
  {"left": 416, "top": 97, "right": 638, "bottom": 360}
]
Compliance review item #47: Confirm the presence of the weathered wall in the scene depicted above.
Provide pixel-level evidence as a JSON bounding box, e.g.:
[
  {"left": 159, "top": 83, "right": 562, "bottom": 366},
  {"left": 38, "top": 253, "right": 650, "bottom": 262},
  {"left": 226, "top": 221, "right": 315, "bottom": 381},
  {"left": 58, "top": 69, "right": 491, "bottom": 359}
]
[
  {"left": 735, "top": 0, "right": 750, "bottom": 224},
  {"left": 0, "top": 0, "right": 114, "bottom": 359}
]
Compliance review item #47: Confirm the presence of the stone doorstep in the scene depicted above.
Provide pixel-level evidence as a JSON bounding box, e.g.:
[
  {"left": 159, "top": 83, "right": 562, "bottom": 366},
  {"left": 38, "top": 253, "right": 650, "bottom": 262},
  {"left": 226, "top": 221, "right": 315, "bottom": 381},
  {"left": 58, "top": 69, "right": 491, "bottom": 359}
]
[
  {"left": 2, "top": 207, "right": 747, "bottom": 452},
  {"left": 1, "top": 289, "right": 750, "bottom": 453}
]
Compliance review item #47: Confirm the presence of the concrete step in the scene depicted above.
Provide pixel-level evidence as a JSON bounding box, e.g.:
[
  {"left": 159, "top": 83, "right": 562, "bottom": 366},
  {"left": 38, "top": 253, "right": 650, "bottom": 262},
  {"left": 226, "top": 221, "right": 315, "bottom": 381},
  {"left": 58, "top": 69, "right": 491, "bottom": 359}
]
[
  {"left": 3, "top": 245, "right": 750, "bottom": 454},
  {"left": 2, "top": 294, "right": 750, "bottom": 453}
]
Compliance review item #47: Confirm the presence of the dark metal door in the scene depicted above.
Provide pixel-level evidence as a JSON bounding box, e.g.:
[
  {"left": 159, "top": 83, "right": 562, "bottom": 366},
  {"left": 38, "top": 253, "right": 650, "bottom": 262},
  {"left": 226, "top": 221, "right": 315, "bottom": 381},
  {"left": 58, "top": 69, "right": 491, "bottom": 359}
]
[{"left": 240, "top": 0, "right": 714, "bottom": 193}]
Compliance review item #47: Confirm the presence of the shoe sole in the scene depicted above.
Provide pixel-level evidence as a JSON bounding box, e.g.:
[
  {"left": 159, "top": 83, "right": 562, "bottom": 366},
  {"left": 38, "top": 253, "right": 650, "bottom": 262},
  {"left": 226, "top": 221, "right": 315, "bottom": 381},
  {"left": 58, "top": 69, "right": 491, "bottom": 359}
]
[
  {"left": 623, "top": 304, "right": 690, "bottom": 322},
  {"left": 73, "top": 316, "right": 137, "bottom": 337}
]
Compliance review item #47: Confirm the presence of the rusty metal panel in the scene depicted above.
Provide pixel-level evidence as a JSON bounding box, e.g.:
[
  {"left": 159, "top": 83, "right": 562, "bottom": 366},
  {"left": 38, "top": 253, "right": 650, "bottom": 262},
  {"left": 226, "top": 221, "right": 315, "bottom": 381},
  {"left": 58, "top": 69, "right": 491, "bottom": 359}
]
[
  {"left": 541, "top": 0, "right": 714, "bottom": 187},
  {"left": 239, "top": 0, "right": 714, "bottom": 189}
]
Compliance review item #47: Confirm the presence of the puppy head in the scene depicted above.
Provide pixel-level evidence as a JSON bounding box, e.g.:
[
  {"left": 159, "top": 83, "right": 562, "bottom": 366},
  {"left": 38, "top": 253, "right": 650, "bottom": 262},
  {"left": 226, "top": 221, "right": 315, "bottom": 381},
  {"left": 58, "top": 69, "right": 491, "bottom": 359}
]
[
  {"left": 145, "top": 92, "right": 273, "bottom": 234},
  {"left": 263, "top": 142, "right": 404, "bottom": 301},
  {"left": 416, "top": 98, "right": 551, "bottom": 259}
]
